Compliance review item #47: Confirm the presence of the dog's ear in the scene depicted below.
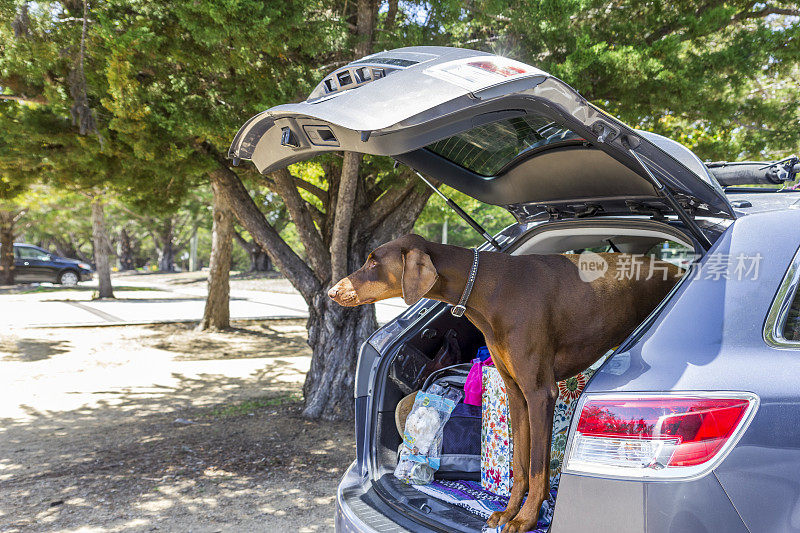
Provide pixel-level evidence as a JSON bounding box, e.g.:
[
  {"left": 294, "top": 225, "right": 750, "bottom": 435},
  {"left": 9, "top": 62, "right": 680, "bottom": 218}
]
[{"left": 401, "top": 248, "right": 438, "bottom": 305}]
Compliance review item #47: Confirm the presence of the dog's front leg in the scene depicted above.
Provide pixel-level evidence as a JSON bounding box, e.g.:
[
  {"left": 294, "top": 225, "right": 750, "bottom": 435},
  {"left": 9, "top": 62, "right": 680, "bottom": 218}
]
[
  {"left": 485, "top": 364, "right": 530, "bottom": 529},
  {"left": 502, "top": 382, "right": 557, "bottom": 533}
]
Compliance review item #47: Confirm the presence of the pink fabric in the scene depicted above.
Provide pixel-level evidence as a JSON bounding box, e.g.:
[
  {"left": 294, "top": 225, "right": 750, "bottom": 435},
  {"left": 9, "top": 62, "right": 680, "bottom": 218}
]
[{"left": 464, "top": 355, "right": 493, "bottom": 406}]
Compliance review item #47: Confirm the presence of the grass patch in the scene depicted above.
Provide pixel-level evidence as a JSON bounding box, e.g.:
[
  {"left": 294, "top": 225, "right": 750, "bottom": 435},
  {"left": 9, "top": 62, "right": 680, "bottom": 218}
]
[{"left": 203, "top": 393, "right": 301, "bottom": 419}]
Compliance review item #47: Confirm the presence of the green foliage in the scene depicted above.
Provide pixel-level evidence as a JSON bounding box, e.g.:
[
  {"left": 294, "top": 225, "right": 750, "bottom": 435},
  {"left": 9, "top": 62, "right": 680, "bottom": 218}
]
[
  {"left": 203, "top": 393, "right": 301, "bottom": 419},
  {"left": 495, "top": 0, "right": 800, "bottom": 159},
  {"left": 93, "top": 0, "right": 333, "bottom": 151},
  {"left": 14, "top": 185, "right": 92, "bottom": 253},
  {"left": 1, "top": 0, "right": 798, "bottom": 272}
]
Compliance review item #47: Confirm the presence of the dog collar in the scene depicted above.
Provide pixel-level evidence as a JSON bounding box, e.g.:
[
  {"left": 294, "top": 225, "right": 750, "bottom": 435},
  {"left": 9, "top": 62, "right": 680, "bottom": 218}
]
[{"left": 451, "top": 248, "right": 479, "bottom": 317}]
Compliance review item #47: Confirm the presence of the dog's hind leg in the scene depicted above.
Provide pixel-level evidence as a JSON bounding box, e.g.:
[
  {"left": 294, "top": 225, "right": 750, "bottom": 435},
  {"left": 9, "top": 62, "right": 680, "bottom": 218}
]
[
  {"left": 503, "top": 377, "right": 557, "bottom": 533},
  {"left": 485, "top": 359, "right": 530, "bottom": 529}
]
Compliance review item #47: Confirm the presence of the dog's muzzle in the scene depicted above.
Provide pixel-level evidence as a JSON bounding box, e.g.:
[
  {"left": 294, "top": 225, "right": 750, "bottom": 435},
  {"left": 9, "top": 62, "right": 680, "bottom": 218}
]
[{"left": 328, "top": 278, "right": 360, "bottom": 306}]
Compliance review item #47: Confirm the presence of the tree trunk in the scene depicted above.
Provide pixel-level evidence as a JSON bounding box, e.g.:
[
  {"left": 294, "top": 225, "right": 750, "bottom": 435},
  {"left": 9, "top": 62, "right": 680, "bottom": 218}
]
[
  {"left": 209, "top": 164, "right": 320, "bottom": 299},
  {"left": 234, "top": 230, "right": 271, "bottom": 272},
  {"left": 118, "top": 227, "right": 135, "bottom": 271},
  {"left": 247, "top": 247, "right": 271, "bottom": 272},
  {"left": 91, "top": 198, "right": 114, "bottom": 298},
  {"left": 189, "top": 227, "right": 199, "bottom": 271},
  {"left": 330, "top": 152, "right": 361, "bottom": 282},
  {"left": 53, "top": 237, "right": 81, "bottom": 262},
  {"left": 0, "top": 211, "right": 16, "bottom": 285},
  {"left": 302, "top": 238, "right": 379, "bottom": 420},
  {"left": 303, "top": 295, "right": 378, "bottom": 420},
  {"left": 255, "top": 250, "right": 271, "bottom": 271},
  {"left": 205, "top": 143, "right": 432, "bottom": 420},
  {"left": 198, "top": 182, "right": 233, "bottom": 331},
  {"left": 385, "top": 0, "right": 398, "bottom": 30},
  {"left": 355, "top": 0, "right": 376, "bottom": 56},
  {"left": 300, "top": 4, "right": 378, "bottom": 420},
  {"left": 156, "top": 219, "right": 175, "bottom": 272}
]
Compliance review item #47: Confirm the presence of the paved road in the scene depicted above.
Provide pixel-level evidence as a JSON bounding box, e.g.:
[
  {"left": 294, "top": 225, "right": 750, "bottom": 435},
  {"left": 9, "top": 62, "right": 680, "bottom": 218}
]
[{"left": 0, "top": 278, "right": 410, "bottom": 328}]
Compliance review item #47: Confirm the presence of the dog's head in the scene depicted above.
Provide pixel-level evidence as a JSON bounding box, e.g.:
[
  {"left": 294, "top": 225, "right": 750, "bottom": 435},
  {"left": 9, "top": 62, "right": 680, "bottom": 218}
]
[{"left": 328, "top": 234, "right": 438, "bottom": 307}]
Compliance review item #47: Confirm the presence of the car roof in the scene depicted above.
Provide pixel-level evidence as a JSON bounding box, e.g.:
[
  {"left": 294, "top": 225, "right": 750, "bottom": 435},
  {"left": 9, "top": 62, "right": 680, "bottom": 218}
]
[{"left": 725, "top": 188, "right": 800, "bottom": 215}]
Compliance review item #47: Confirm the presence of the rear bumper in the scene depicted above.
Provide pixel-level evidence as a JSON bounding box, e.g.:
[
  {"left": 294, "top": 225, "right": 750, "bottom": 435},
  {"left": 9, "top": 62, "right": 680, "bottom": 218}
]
[
  {"left": 335, "top": 462, "right": 429, "bottom": 533},
  {"left": 335, "top": 463, "right": 377, "bottom": 533},
  {"left": 551, "top": 473, "right": 749, "bottom": 533}
]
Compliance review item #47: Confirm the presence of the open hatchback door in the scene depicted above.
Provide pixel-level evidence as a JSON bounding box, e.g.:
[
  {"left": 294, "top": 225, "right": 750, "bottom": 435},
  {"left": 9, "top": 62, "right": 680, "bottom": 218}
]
[{"left": 229, "top": 46, "right": 734, "bottom": 235}]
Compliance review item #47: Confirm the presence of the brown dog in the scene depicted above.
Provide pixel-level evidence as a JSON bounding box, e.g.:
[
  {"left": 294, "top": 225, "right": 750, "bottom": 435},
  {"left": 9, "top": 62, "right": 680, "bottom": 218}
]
[{"left": 329, "top": 234, "right": 682, "bottom": 532}]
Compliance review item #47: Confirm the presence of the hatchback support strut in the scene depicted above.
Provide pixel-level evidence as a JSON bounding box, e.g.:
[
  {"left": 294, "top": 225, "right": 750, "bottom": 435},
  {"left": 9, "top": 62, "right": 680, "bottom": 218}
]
[
  {"left": 413, "top": 170, "right": 502, "bottom": 250},
  {"left": 627, "top": 149, "right": 713, "bottom": 251}
]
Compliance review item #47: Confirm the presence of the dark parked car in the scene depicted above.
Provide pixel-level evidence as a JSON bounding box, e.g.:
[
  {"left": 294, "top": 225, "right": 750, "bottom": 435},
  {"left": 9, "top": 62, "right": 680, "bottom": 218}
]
[
  {"left": 230, "top": 46, "right": 800, "bottom": 533},
  {"left": 12, "top": 243, "right": 94, "bottom": 285}
]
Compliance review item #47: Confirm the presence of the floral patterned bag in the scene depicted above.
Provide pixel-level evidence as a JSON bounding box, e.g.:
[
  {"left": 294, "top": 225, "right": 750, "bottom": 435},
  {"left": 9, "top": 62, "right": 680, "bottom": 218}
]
[
  {"left": 480, "top": 365, "right": 514, "bottom": 496},
  {"left": 480, "top": 354, "right": 611, "bottom": 497}
]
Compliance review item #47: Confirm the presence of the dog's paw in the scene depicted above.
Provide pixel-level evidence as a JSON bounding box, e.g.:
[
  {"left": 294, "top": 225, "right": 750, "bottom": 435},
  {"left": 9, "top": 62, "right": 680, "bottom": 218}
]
[
  {"left": 500, "top": 517, "right": 538, "bottom": 533},
  {"left": 485, "top": 511, "right": 502, "bottom": 528},
  {"left": 486, "top": 510, "right": 515, "bottom": 528}
]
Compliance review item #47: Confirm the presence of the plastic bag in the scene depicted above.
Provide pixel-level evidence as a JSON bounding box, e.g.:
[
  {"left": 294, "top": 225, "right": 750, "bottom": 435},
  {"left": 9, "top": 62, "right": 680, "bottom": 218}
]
[
  {"left": 394, "top": 383, "right": 462, "bottom": 485},
  {"left": 463, "top": 346, "right": 493, "bottom": 406}
]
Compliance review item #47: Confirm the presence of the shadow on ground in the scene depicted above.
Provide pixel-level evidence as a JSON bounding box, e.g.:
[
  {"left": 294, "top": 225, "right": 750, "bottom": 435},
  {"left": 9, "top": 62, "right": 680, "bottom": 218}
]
[
  {"left": 0, "top": 338, "right": 72, "bottom": 361},
  {"left": 0, "top": 321, "right": 353, "bottom": 533},
  {"left": 150, "top": 322, "right": 311, "bottom": 361}
]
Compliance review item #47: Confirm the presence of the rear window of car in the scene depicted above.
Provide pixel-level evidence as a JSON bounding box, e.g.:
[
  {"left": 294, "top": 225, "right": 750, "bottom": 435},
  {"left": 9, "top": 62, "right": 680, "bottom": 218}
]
[
  {"left": 16, "top": 247, "right": 49, "bottom": 260},
  {"left": 425, "top": 115, "right": 582, "bottom": 176}
]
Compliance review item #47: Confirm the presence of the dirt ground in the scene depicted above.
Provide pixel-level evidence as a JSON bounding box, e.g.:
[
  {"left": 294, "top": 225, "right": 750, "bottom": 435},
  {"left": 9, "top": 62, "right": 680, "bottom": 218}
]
[{"left": 0, "top": 320, "right": 355, "bottom": 532}]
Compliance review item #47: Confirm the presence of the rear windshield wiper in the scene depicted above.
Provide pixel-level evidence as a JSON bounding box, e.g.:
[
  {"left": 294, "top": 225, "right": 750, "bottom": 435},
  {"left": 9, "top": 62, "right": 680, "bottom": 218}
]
[{"left": 413, "top": 170, "right": 502, "bottom": 250}]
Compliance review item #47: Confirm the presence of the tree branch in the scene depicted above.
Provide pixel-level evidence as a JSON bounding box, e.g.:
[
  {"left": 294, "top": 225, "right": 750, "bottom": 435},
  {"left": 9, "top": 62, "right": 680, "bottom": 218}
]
[
  {"left": 258, "top": 174, "right": 329, "bottom": 203},
  {"left": 384, "top": 0, "right": 398, "bottom": 30},
  {"left": 646, "top": 2, "right": 799, "bottom": 44},
  {"left": 360, "top": 175, "right": 420, "bottom": 233},
  {"left": 146, "top": 228, "right": 160, "bottom": 250},
  {"left": 271, "top": 168, "right": 331, "bottom": 280},
  {"left": 12, "top": 209, "right": 28, "bottom": 224},
  {"left": 733, "top": 6, "right": 800, "bottom": 21},
  {"left": 367, "top": 186, "right": 432, "bottom": 250},
  {"left": 644, "top": 0, "right": 729, "bottom": 44},
  {"left": 115, "top": 202, "right": 150, "bottom": 223},
  {"left": 210, "top": 165, "right": 321, "bottom": 300},
  {"left": 306, "top": 201, "right": 326, "bottom": 230},
  {"left": 232, "top": 228, "right": 250, "bottom": 248},
  {"left": 198, "top": 142, "right": 321, "bottom": 299},
  {"left": 294, "top": 177, "right": 329, "bottom": 203},
  {"left": 0, "top": 94, "right": 48, "bottom": 105},
  {"left": 329, "top": 152, "right": 361, "bottom": 282}
]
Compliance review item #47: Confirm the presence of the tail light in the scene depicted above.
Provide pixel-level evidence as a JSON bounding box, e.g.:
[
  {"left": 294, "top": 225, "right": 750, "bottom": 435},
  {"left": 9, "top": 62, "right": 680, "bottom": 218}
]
[{"left": 564, "top": 393, "right": 758, "bottom": 480}]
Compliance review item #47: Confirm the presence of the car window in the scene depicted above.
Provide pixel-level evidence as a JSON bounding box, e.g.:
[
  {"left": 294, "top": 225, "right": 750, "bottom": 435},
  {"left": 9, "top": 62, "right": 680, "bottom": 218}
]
[
  {"left": 16, "top": 247, "right": 50, "bottom": 261},
  {"left": 763, "top": 248, "right": 800, "bottom": 348},
  {"left": 426, "top": 114, "right": 582, "bottom": 176},
  {"left": 647, "top": 241, "right": 697, "bottom": 269},
  {"left": 783, "top": 290, "right": 800, "bottom": 341}
]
